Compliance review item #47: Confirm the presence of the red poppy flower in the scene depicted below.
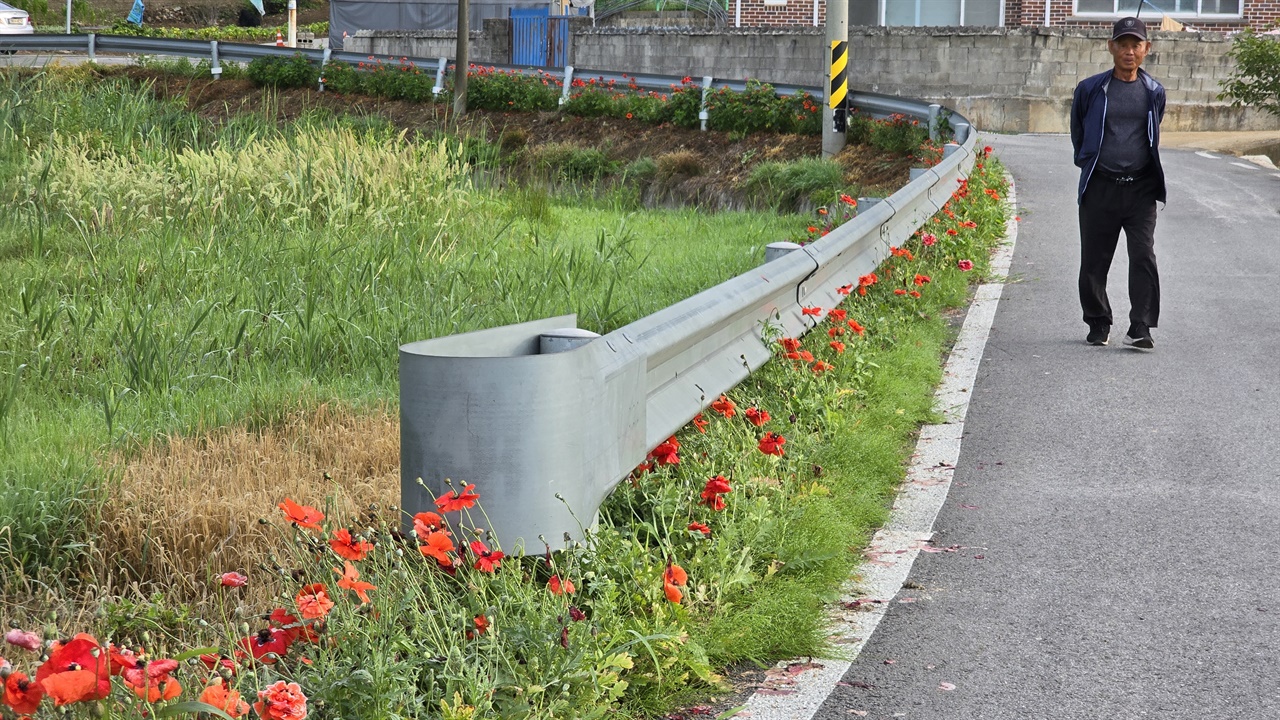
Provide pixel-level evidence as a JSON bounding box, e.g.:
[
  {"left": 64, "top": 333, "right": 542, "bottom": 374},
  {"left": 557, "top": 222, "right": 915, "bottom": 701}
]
[
  {"left": 419, "top": 530, "right": 456, "bottom": 568},
  {"left": 434, "top": 484, "right": 480, "bottom": 513},
  {"left": 779, "top": 337, "right": 802, "bottom": 353},
  {"left": 806, "top": 226, "right": 817, "bottom": 233},
  {"left": 254, "top": 680, "right": 308, "bottom": 720},
  {"left": 548, "top": 575, "right": 576, "bottom": 595},
  {"left": 220, "top": 572, "right": 248, "bottom": 588},
  {"left": 922, "top": 233, "right": 937, "bottom": 246},
  {"left": 200, "top": 681, "right": 250, "bottom": 719},
  {"left": 894, "top": 288, "right": 907, "bottom": 296},
  {"left": 744, "top": 407, "right": 770, "bottom": 427},
  {"left": 848, "top": 320, "right": 866, "bottom": 336},
  {"left": 471, "top": 614, "right": 490, "bottom": 637},
  {"left": 4, "top": 672, "right": 44, "bottom": 714},
  {"left": 758, "top": 432, "right": 787, "bottom": 456},
  {"left": 413, "top": 511, "right": 445, "bottom": 540},
  {"left": 840, "top": 193, "right": 857, "bottom": 206},
  {"left": 699, "top": 476, "right": 732, "bottom": 511},
  {"left": 817, "top": 207, "right": 828, "bottom": 215},
  {"left": 334, "top": 561, "right": 377, "bottom": 604},
  {"left": 5, "top": 629, "right": 40, "bottom": 652},
  {"left": 123, "top": 659, "right": 182, "bottom": 703},
  {"left": 710, "top": 395, "right": 737, "bottom": 418},
  {"left": 329, "top": 528, "right": 374, "bottom": 562},
  {"left": 278, "top": 498, "right": 324, "bottom": 531},
  {"left": 692, "top": 414, "right": 709, "bottom": 433},
  {"left": 236, "top": 628, "right": 290, "bottom": 664},
  {"left": 909, "top": 291, "right": 922, "bottom": 298},
  {"left": 663, "top": 562, "right": 688, "bottom": 604},
  {"left": 569, "top": 606, "right": 587, "bottom": 621},
  {"left": 632, "top": 460, "right": 654, "bottom": 477},
  {"left": 827, "top": 327, "right": 844, "bottom": 338},
  {"left": 961, "top": 220, "right": 978, "bottom": 229},
  {"left": 837, "top": 283, "right": 853, "bottom": 295},
  {"left": 828, "top": 309, "right": 847, "bottom": 322},
  {"left": 687, "top": 521, "right": 711, "bottom": 537},
  {"left": 983, "top": 145, "right": 993, "bottom": 154},
  {"left": 269, "top": 608, "right": 317, "bottom": 644},
  {"left": 801, "top": 306, "right": 822, "bottom": 316},
  {"left": 812, "top": 361, "right": 834, "bottom": 374},
  {"left": 914, "top": 274, "right": 931, "bottom": 286},
  {"left": 947, "top": 228, "right": 959, "bottom": 236},
  {"left": 295, "top": 583, "right": 335, "bottom": 620},
  {"left": 470, "top": 540, "right": 504, "bottom": 573},
  {"left": 198, "top": 654, "right": 237, "bottom": 676},
  {"left": 958, "top": 259, "right": 974, "bottom": 271},
  {"left": 108, "top": 645, "right": 140, "bottom": 675},
  {"left": 829, "top": 341, "right": 846, "bottom": 353},
  {"left": 35, "top": 634, "right": 110, "bottom": 706},
  {"left": 798, "top": 350, "right": 815, "bottom": 363},
  {"left": 649, "top": 436, "right": 680, "bottom": 466}
]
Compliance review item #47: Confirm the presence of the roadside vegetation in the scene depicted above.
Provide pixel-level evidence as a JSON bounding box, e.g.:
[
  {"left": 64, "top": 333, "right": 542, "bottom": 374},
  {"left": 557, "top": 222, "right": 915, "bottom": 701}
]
[
  {"left": 0, "top": 64, "right": 1009, "bottom": 719},
  {"left": 1220, "top": 28, "right": 1280, "bottom": 116}
]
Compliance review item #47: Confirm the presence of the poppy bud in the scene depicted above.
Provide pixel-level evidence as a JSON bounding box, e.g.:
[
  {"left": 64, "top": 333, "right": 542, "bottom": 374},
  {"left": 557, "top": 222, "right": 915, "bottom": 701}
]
[
  {"left": 91, "top": 701, "right": 106, "bottom": 718},
  {"left": 789, "top": 414, "right": 798, "bottom": 423},
  {"left": 239, "top": 623, "right": 251, "bottom": 636}
]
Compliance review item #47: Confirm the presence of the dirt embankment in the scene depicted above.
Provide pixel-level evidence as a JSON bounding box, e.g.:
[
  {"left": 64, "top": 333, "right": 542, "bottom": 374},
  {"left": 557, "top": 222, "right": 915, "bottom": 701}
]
[{"left": 126, "top": 67, "right": 915, "bottom": 209}]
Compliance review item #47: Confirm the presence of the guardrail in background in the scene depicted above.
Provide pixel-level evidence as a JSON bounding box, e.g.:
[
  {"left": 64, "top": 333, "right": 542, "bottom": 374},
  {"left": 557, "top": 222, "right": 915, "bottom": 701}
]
[
  {"left": 0, "top": 34, "right": 978, "bottom": 550},
  {"left": 0, "top": 35, "right": 973, "bottom": 140}
]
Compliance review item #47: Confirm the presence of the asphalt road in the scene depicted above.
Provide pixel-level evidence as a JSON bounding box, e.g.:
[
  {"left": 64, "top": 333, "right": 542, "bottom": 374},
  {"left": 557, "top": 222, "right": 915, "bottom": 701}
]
[{"left": 816, "top": 135, "right": 1280, "bottom": 719}]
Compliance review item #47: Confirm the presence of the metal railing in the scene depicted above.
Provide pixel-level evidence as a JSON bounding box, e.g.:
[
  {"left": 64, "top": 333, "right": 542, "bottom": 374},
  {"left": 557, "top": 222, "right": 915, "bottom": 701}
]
[{"left": 0, "top": 34, "right": 978, "bottom": 550}]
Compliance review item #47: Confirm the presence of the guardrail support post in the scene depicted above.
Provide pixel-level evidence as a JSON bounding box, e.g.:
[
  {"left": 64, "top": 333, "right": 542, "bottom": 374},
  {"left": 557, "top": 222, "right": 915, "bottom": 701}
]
[
  {"left": 954, "top": 122, "right": 971, "bottom": 145},
  {"left": 764, "top": 242, "right": 804, "bottom": 264},
  {"left": 87, "top": 33, "right": 95, "bottom": 61},
  {"left": 943, "top": 142, "right": 961, "bottom": 160},
  {"left": 822, "top": 0, "right": 848, "bottom": 158},
  {"left": 210, "top": 41, "right": 222, "bottom": 79},
  {"left": 433, "top": 57, "right": 448, "bottom": 97},
  {"left": 698, "top": 76, "right": 712, "bottom": 131},
  {"left": 858, "top": 196, "right": 883, "bottom": 209},
  {"left": 560, "top": 65, "right": 575, "bottom": 106},
  {"left": 927, "top": 103, "right": 941, "bottom": 143},
  {"left": 318, "top": 47, "right": 331, "bottom": 91}
]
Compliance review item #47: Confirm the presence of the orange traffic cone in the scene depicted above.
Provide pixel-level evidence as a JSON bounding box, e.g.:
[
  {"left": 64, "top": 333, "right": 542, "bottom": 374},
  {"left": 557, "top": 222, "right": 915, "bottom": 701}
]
[{"left": 275, "top": 31, "right": 284, "bottom": 47}]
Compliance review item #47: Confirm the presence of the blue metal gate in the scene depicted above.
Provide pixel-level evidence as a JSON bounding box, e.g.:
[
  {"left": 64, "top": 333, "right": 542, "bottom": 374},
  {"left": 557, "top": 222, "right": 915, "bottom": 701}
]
[{"left": 510, "top": 7, "right": 570, "bottom": 67}]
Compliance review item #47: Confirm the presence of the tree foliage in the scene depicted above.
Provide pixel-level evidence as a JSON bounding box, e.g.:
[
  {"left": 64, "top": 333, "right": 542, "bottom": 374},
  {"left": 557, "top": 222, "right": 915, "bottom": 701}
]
[{"left": 1219, "top": 30, "right": 1280, "bottom": 116}]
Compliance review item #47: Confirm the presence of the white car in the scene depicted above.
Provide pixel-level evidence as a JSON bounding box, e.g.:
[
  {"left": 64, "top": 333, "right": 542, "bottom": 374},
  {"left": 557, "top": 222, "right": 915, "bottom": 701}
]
[{"left": 0, "top": 1, "right": 34, "bottom": 35}]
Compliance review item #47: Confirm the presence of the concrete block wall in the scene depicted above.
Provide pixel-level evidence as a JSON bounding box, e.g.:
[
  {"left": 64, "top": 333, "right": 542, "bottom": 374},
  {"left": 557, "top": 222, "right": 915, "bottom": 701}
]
[
  {"left": 349, "top": 20, "right": 511, "bottom": 64},
  {"left": 345, "top": 25, "right": 1274, "bottom": 132}
]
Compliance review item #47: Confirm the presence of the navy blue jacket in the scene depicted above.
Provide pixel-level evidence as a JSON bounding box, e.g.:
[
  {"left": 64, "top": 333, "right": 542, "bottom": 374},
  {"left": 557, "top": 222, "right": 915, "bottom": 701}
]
[{"left": 1069, "top": 68, "right": 1167, "bottom": 205}]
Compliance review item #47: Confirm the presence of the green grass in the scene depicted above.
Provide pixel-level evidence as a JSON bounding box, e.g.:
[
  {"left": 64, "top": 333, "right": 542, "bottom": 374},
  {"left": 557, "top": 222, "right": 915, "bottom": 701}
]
[{"left": 0, "top": 67, "right": 799, "bottom": 583}]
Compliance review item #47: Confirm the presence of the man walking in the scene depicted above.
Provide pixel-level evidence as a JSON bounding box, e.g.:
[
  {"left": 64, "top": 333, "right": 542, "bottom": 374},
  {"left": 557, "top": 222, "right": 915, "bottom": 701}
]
[{"left": 1070, "top": 16, "right": 1166, "bottom": 349}]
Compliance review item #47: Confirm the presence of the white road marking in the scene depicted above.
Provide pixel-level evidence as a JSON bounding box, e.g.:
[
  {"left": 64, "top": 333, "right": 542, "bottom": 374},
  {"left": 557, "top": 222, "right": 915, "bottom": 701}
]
[
  {"left": 1195, "top": 151, "right": 1220, "bottom": 159},
  {"left": 1230, "top": 162, "right": 1259, "bottom": 171},
  {"left": 741, "top": 176, "right": 1020, "bottom": 720}
]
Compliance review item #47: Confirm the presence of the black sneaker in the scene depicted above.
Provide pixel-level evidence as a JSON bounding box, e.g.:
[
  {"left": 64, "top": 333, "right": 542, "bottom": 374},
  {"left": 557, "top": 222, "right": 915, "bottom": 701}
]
[
  {"left": 1086, "top": 323, "right": 1110, "bottom": 346},
  {"left": 1123, "top": 325, "right": 1154, "bottom": 350}
]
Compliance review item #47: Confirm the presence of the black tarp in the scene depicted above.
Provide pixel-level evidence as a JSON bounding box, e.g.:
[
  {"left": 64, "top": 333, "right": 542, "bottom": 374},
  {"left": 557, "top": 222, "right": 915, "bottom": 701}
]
[{"left": 329, "top": 0, "right": 547, "bottom": 49}]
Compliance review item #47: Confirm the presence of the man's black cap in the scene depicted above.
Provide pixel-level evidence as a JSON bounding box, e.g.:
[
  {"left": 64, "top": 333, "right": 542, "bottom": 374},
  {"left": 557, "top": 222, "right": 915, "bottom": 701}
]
[{"left": 1112, "top": 16, "right": 1148, "bottom": 41}]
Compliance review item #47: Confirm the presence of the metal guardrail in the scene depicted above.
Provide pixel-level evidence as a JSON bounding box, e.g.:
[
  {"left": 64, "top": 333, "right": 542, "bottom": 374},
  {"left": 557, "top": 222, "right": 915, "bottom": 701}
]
[
  {"left": 0, "top": 34, "right": 970, "bottom": 130},
  {"left": 0, "top": 33, "right": 978, "bottom": 550}
]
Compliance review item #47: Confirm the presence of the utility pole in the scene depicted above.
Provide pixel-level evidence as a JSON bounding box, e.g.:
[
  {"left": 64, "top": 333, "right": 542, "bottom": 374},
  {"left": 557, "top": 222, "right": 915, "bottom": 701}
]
[
  {"left": 287, "top": 0, "right": 297, "bottom": 47},
  {"left": 453, "top": 0, "right": 470, "bottom": 118},
  {"left": 822, "top": 0, "right": 848, "bottom": 158}
]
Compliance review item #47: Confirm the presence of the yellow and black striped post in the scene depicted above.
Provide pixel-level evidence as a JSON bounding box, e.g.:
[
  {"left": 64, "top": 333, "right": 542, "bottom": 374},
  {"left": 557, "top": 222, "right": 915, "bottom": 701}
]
[
  {"left": 829, "top": 40, "right": 848, "bottom": 112},
  {"left": 822, "top": 0, "right": 848, "bottom": 158}
]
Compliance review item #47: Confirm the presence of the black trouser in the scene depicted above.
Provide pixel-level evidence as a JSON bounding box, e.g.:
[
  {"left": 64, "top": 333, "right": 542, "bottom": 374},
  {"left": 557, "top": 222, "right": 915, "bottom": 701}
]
[{"left": 1078, "top": 172, "right": 1160, "bottom": 332}]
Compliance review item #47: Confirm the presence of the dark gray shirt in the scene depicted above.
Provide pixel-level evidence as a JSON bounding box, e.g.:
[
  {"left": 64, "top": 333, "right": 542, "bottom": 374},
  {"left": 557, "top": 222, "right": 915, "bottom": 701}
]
[{"left": 1097, "top": 76, "right": 1151, "bottom": 174}]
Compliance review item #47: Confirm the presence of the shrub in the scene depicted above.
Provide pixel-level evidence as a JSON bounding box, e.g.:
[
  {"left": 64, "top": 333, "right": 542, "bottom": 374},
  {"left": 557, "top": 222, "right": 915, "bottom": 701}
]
[
  {"left": 655, "top": 150, "right": 702, "bottom": 180},
  {"left": 246, "top": 53, "right": 319, "bottom": 89},
  {"left": 666, "top": 80, "right": 703, "bottom": 129},
  {"left": 531, "top": 143, "right": 617, "bottom": 181},
  {"left": 360, "top": 58, "right": 435, "bottom": 101},
  {"left": 845, "top": 109, "right": 876, "bottom": 145},
  {"left": 1219, "top": 30, "right": 1280, "bottom": 116},
  {"left": 705, "top": 81, "right": 821, "bottom": 136},
  {"left": 320, "top": 59, "right": 362, "bottom": 95},
  {"left": 746, "top": 158, "right": 845, "bottom": 209},
  {"left": 869, "top": 113, "right": 929, "bottom": 156},
  {"left": 465, "top": 66, "right": 560, "bottom": 112},
  {"left": 562, "top": 84, "right": 618, "bottom": 118},
  {"left": 623, "top": 156, "right": 658, "bottom": 183}
]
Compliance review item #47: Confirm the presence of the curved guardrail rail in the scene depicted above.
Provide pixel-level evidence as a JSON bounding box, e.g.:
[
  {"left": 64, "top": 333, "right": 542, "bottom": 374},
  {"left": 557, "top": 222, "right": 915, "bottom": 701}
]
[{"left": 0, "top": 34, "right": 978, "bottom": 550}]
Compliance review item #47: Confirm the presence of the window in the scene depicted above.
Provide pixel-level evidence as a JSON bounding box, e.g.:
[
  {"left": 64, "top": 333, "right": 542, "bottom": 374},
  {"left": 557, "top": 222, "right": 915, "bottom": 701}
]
[
  {"left": 1073, "top": 0, "right": 1241, "bottom": 16},
  {"left": 850, "top": 0, "right": 1004, "bottom": 26}
]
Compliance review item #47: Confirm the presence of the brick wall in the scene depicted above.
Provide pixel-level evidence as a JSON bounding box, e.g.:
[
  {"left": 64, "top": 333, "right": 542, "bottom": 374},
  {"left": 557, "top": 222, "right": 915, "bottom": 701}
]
[
  {"left": 735, "top": 0, "right": 823, "bottom": 27},
  {"left": 1009, "top": 0, "right": 1280, "bottom": 31}
]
